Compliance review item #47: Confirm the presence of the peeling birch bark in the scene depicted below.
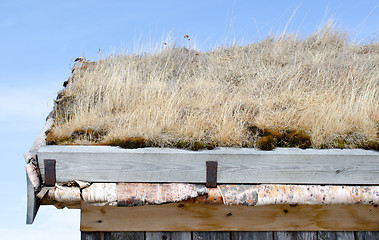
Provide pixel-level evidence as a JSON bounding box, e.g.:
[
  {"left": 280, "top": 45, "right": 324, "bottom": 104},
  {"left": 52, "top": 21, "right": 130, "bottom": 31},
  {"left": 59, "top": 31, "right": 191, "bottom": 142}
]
[
  {"left": 25, "top": 163, "right": 40, "bottom": 189},
  {"left": 82, "top": 183, "right": 117, "bottom": 206},
  {"left": 36, "top": 188, "right": 49, "bottom": 199},
  {"left": 117, "top": 183, "right": 208, "bottom": 206},
  {"left": 45, "top": 185, "right": 81, "bottom": 203},
  {"left": 254, "top": 184, "right": 379, "bottom": 206},
  {"left": 74, "top": 180, "right": 91, "bottom": 189},
  {"left": 218, "top": 185, "right": 258, "bottom": 206},
  {"left": 184, "top": 187, "right": 224, "bottom": 204},
  {"left": 40, "top": 183, "right": 379, "bottom": 209}
]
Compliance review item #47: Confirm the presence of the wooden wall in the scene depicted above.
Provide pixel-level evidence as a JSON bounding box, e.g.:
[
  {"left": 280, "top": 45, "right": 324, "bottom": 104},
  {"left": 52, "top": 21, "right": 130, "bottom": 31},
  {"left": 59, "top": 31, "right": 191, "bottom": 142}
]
[{"left": 81, "top": 231, "right": 379, "bottom": 240}]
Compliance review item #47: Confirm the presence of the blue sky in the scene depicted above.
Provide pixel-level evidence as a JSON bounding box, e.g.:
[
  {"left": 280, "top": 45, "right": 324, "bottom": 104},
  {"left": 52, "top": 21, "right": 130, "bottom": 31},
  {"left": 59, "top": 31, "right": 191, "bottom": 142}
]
[{"left": 0, "top": 1, "right": 378, "bottom": 239}]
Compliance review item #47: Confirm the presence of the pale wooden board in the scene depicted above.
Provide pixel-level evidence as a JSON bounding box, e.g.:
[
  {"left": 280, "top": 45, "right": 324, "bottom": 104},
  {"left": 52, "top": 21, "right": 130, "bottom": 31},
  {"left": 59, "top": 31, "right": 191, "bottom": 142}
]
[
  {"left": 80, "top": 202, "right": 379, "bottom": 232},
  {"left": 38, "top": 146, "right": 379, "bottom": 184},
  {"left": 26, "top": 172, "right": 39, "bottom": 224},
  {"left": 79, "top": 231, "right": 379, "bottom": 240},
  {"left": 25, "top": 118, "right": 53, "bottom": 224}
]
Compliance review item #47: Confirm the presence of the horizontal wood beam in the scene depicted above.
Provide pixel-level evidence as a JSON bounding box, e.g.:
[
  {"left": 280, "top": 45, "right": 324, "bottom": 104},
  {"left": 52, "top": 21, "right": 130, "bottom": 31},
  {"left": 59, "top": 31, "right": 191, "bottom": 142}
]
[
  {"left": 80, "top": 231, "right": 379, "bottom": 240},
  {"left": 80, "top": 202, "right": 379, "bottom": 231},
  {"left": 38, "top": 146, "right": 379, "bottom": 184}
]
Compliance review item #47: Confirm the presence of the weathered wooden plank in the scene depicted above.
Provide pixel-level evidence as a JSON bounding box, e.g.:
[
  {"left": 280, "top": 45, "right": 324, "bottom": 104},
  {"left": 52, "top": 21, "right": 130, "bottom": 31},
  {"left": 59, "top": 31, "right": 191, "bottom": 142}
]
[
  {"left": 318, "top": 231, "right": 354, "bottom": 240},
  {"left": 231, "top": 231, "right": 273, "bottom": 240},
  {"left": 355, "top": 231, "right": 379, "bottom": 240},
  {"left": 109, "top": 232, "right": 144, "bottom": 240},
  {"left": 81, "top": 232, "right": 144, "bottom": 240},
  {"left": 274, "top": 231, "right": 317, "bottom": 240},
  {"left": 38, "top": 146, "right": 379, "bottom": 184},
  {"left": 192, "top": 232, "right": 230, "bottom": 240},
  {"left": 80, "top": 202, "right": 379, "bottom": 232},
  {"left": 145, "top": 232, "right": 191, "bottom": 240},
  {"left": 81, "top": 232, "right": 104, "bottom": 240},
  {"left": 25, "top": 117, "right": 53, "bottom": 224},
  {"left": 26, "top": 172, "right": 39, "bottom": 224}
]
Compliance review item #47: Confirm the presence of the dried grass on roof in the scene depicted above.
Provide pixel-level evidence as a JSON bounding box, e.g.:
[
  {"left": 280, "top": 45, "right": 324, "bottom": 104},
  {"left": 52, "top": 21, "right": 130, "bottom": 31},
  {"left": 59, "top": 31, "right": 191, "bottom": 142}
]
[{"left": 48, "top": 25, "right": 379, "bottom": 150}]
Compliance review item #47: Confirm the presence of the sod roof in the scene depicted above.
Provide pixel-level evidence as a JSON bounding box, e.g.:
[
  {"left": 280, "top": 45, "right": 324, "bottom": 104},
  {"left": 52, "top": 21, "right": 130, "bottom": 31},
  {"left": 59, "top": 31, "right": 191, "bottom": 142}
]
[{"left": 47, "top": 25, "right": 378, "bottom": 150}]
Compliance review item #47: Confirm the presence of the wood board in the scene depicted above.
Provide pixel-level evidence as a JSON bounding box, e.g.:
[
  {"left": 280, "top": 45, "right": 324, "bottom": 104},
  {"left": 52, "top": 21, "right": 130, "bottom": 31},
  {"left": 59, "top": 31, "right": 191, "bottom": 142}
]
[
  {"left": 80, "top": 202, "right": 379, "bottom": 232},
  {"left": 26, "top": 172, "right": 39, "bottom": 224},
  {"left": 80, "top": 231, "right": 379, "bottom": 240},
  {"left": 38, "top": 146, "right": 379, "bottom": 184},
  {"left": 25, "top": 117, "right": 53, "bottom": 224}
]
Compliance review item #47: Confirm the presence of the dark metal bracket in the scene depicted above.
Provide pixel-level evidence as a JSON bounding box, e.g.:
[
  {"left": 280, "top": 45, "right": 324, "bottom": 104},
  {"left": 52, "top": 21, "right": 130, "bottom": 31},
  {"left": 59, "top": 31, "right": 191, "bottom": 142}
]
[
  {"left": 206, "top": 161, "right": 218, "bottom": 188},
  {"left": 44, "top": 159, "right": 56, "bottom": 186}
]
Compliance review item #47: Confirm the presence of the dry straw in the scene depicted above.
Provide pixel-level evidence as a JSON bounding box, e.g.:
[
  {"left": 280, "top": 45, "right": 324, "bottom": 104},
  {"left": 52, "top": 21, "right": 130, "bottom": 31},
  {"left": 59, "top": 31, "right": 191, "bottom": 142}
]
[{"left": 50, "top": 24, "right": 378, "bottom": 150}]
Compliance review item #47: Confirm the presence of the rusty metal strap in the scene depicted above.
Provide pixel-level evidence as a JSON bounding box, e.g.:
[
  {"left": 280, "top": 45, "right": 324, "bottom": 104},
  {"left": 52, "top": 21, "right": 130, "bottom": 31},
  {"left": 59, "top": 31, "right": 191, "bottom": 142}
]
[
  {"left": 206, "top": 161, "right": 218, "bottom": 188},
  {"left": 44, "top": 159, "right": 56, "bottom": 186}
]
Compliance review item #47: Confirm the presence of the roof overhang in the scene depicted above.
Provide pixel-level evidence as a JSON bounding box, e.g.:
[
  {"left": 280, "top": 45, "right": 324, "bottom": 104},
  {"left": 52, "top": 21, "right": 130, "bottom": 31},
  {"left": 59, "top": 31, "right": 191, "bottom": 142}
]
[{"left": 24, "top": 119, "right": 379, "bottom": 228}]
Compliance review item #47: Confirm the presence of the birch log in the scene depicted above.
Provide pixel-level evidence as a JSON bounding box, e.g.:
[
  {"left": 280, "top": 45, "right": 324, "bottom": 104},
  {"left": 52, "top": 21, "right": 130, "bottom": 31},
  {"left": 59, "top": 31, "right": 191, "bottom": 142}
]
[{"left": 41, "top": 183, "right": 379, "bottom": 208}]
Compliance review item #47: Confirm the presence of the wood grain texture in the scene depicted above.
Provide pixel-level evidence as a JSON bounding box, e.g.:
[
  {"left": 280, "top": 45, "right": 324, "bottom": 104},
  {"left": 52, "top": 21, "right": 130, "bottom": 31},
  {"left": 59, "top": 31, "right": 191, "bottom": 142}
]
[
  {"left": 192, "top": 232, "right": 230, "bottom": 240},
  {"left": 25, "top": 118, "right": 53, "bottom": 224},
  {"left": 109, "top": 232, "right": 144, "bottom": 240},
  {"left": 355, "top": 231, "right": 379, "bottom": 240},
  {"left": 274, "top": 231, "right": 317, "bottom": 240},
  {"left": 145, "top": 232, "right": 191, "bottom": 240},
  {"left": 231, "top": 231, "right": 273, "bottom": 240},
  {"left": 26, "top": 172, "right": 39, "bottom": 224},
  {"left": 81, "top": 232, "right": 144, "bottom": 240},
  {"left": 80, "top": 231, "right": 379, "bottom": 240},
  {"left": 318, "top": 231, "right": 354, "bottom": 240},
  {"left": 80, "top": 202, "right": 379, "bottom": 232},
  {"left": 38, "top": 146, "right": 379, "bottom": 184},
  {"left": 81, "top": 232, "right": 104, "bottom": 240}
]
